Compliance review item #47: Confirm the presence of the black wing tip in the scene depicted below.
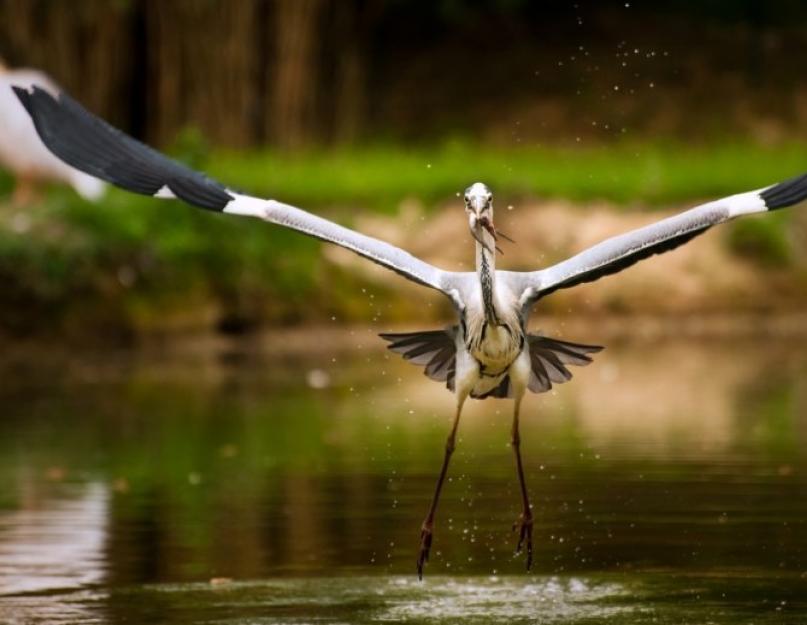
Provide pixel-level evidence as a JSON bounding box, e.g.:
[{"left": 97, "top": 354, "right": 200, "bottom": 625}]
[
  {"left": 11, "top": 84, "right": 34, "bottom": 112},
  {"left": 12, "top": 83, "right": 52, "bottom": 107},
  {"left": 13, "top": 83, "right": 233, "bottom": 211},
  {"left": 10, "top": 84, "right": 29, "bottom": 99},
  {"left": 760, "top": 173, "right": 807, "bottom": 211},
  {"left": 378, "top": 331, "right": 416, "bottom": 352},
  {"left": 561, "top": 341, "right": 604, "bottom": 353},
  {"left": 379, "top": 332, "right": 404, "bottom": 348},
  {"left": 378, "top": 329, "right": 448, "bottom": 343},
  {"left": 529, "top": 334, "right": 605, "bottom": 352}
]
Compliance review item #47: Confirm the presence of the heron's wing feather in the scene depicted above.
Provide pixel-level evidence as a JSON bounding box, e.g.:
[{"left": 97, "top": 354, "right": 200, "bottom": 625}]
[
  {"left": 380, "top": 328, "right": 457, "bottom": 388},
  {"left": 471, "top": 334, "right": 604, "bottom": 398},
  {"left": 13, "top": 85, "right": 459, "bottom": 299},
  {"left": 526, "top": 335, "right": 603, "bottom": 393},
  {"left": 510, "top": 178, "right": 807, "bottom": 307}
]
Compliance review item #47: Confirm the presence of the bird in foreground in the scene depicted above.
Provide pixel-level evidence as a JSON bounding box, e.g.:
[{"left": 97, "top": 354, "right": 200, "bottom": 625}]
[
  {"left": 13, "top": 84, "right": 807, "bottom": 579},
  {"left": 0, "top": 63, "right": 104, "bottom": 205}
]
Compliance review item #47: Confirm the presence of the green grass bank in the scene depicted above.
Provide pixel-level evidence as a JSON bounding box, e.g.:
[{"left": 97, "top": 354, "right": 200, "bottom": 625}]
[{"left": 1, "top": 140, "right": 806, "bottom": 339}]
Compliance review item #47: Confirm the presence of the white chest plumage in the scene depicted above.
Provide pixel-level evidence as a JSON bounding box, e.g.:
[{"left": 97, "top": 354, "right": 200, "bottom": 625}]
[
  {"left": 464, "top": 304, "right": 522, "bottom": 370},
  {"left": 456, "top": 270, "right": 525, "bottom": 398}
]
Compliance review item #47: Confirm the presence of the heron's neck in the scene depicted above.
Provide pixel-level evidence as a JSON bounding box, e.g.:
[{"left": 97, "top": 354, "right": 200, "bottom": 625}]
[{"left": 475, "top": 230, "right": 500, "bottom": 326}]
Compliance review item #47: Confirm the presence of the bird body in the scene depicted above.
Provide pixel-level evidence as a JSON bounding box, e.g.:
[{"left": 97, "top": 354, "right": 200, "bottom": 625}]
[
  {"left": 458, "top": 207, "right": 525, "bottom": 397},
  {"left": 0, "top": 67, "right": 104, "bottom": 202},
  {"left": 12, "top": 84, "right": 807, "bottom": 579}
]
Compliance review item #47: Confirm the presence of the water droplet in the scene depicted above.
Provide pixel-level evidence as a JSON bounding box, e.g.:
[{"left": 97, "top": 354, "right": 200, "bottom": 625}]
[{"left": 306, "top": 369, "right": 330, "bottom": 389}]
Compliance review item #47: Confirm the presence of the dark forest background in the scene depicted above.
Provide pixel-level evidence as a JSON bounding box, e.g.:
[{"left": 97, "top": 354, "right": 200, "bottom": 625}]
[{"left": 3, "top": 0, "right": 807, "bottom": 150}]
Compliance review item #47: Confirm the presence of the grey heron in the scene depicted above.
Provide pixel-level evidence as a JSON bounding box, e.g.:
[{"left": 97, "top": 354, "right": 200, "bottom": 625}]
[
  {"left": 13, "top": 85, "right": 807, "bottom": 579},
  {"left": 0, "top": 65, "right": 104, "bottom": 204}
]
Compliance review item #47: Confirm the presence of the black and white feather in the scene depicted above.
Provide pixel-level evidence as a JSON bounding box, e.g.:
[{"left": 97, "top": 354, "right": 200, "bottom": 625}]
[
  {"left": 380, "top": 329, "right": 458, "bottom": 389},
  {"left": 14, "top": 83, "right": 807, "bottom": 312},
  {"left": 12, "top": 85, "right": 460, "bottom": 298},
  {"left": 381, "top": 328, "right": 602, "bottom": 396},
  {"left": 510, "top": 174, "right": 807, "bottom": 307},
  {"left": 0, "top": 71, "right": 104, "bottom": 200},
  {"left": 11, "top": 82, "right": 807, "bottom": 402}
]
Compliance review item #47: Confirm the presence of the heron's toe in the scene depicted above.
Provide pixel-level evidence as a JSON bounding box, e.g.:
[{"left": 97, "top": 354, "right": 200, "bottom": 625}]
[
  {"left": 513, "top": 512, "right": 534, "bottom": 571},
  {"left": 417, "top": 523, "right": 434, "bottom": 580}
]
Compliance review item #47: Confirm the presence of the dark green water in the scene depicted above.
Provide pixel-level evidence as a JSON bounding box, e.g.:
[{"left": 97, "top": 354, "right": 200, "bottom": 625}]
[{"left": 1, "top": 334, "right": 806, "bottom": 623}]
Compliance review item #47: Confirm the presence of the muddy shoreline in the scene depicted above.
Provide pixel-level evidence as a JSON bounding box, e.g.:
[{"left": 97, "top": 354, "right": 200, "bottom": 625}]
[{"left": 2, "top": 312, "right": 806, "bottom": 365}]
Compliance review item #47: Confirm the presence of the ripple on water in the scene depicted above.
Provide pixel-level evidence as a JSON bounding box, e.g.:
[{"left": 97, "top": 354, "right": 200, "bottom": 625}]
[
  {"left": 100, "top": 575, "right": 636, "bottom": 625},
  {"left": 5, "top": 573, "right": 807, "bottom": 624},
  {"left": 377, "top": 576, "right": 632, "bottom": 623}
]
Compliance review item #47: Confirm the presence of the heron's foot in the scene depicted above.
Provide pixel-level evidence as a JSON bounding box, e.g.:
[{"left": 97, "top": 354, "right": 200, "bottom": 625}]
[
  {"left": 417, "top": 521, "right": 434, "bottom": 580},
  {"left": 512, "top": 511, "right": 533, "bottom": 571}
]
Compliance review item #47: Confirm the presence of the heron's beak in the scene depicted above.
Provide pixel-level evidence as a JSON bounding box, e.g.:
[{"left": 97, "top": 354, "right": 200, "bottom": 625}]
[
  {"left": 468, "top": 213, "right": 495, "bottom": 254},
  {"left": 469, "top": 211, "right": 513, "bottom": 255},
  {"left": 478, "top": 216, "right": 503, "bottom": 254}
]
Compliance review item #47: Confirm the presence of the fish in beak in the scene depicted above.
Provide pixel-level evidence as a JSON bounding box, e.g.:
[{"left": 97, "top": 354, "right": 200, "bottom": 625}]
[
  {"left": 468, "top": 211, "right": 495, "bottom": 254},
  {"left": 466, "top": 190, "right": 514, "bottom": 255}
]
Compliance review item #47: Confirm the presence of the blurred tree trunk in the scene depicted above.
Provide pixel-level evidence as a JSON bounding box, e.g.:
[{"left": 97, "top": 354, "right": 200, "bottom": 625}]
[
  {"left": 145, "top": 0, "right": 260, "bottom": 148},
  {"left": 0, "top": 0, "right": 133, "bottom": 127},
  {"left": 271, "top": 0, "right": 324, "bottom": 151},
  {"left": 331, "top": 0, "right": 380, "bottom": 146}
]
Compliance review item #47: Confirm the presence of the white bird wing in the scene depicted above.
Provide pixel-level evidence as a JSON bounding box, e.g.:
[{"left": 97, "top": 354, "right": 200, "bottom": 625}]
[
  {"left": 13, "top": 85, "right": 462, "bottom": 301},
  {"left": 508, "top": 177, "right": 807, "bottom": 308}
]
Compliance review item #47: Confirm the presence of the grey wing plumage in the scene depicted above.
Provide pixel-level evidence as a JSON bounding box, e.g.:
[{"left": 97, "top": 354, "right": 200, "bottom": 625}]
[
  {"left": 467, "top": 334, "right": 602, "bottom": 398},
  {"left": 380, "top": 328, "right": 458, "bottom": 390},
  {"left": 527, "top": 335, "right": 602, "bottom": 393},
  {"left": 510, "top": 175, "right": 807, "bottom": 307},
  {"left": 12, "top": 85, "right": 460, "bottom": 299},
  {"left": 381, "top": 328, "right": 601, "bottom": 397}
]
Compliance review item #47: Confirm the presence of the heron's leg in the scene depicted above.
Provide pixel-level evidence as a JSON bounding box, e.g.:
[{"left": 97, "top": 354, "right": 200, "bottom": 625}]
[
  {"left": 511, "top": 396, "right": 533, "bottom": 570},
  {"left": 417, "top": 395, "right": 466, "bottom": 580}
]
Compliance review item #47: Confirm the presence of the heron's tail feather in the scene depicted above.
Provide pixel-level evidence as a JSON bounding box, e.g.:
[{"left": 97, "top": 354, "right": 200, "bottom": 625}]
[
  {"left": 379, "top": 327, "right": 458, "bottom": 390},
  {"left": 379, "top": 329, "right": 602, "bottom": 397},
  {"left": 472, "top": 336, "right": 603, "bottom": 399},
  {"left": 526, "top": 335, "right": 603, "bottom": 393}
]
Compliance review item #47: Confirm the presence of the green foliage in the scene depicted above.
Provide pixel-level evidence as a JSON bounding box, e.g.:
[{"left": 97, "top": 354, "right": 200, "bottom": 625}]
[
  {"left": 1, "top": 139, "right": 806, "bottom": 334},
  {"left": 209, "top": 140, "right": 807, "bottom": 211},
  {"left": 0, "top": 187, "right": 324, "bottom": 333},
  {"left": 727, "top": 213, "right": 792, "bottom": 267}
]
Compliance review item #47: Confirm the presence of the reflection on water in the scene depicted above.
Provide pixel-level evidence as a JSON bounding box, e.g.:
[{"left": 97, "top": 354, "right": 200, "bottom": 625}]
[
  {"left": 0, "top": 482, "right": 108, "bottom": 594},
  {"left": 0, "top": 334, "right": 806, "bottom": 623},
  {"left": 2, "top": 574, "right": 806, "bottom": 624}
]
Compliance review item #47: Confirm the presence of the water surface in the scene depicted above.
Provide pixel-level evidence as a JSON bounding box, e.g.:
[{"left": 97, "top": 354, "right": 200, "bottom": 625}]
[{"left": 1, "top": 333, "right": 806, "bottom": 623}]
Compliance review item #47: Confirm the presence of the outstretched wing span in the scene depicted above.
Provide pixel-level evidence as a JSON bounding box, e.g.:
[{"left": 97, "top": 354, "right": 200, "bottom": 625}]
[
  {"left": 512, "top": 174, "right": 807, "bottom": 307},
  {"left": 12, "top": 85, "right": 460, "bottom": 300}
]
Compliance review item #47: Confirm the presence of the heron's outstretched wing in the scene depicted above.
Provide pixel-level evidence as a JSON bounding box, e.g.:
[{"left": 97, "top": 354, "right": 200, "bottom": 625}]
[
  {"left": 13, "top": 85, "right": 461, "bottom": 300},
  {"left": 510, "top": 176, "right": 807, "bottom": 307}
]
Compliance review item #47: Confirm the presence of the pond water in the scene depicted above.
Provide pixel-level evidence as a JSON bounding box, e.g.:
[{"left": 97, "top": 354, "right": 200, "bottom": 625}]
[{"left": 0, "top": 330, "right": 806, "bottom": 624}]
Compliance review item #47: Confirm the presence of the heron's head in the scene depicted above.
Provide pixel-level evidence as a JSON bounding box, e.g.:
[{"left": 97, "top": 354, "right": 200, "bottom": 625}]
[
  {"left": 464, "top": 182, "right": 497, "bottom": 252},
  {"left": 464, "top": 181, "right": 493, "bottom": 221}
]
